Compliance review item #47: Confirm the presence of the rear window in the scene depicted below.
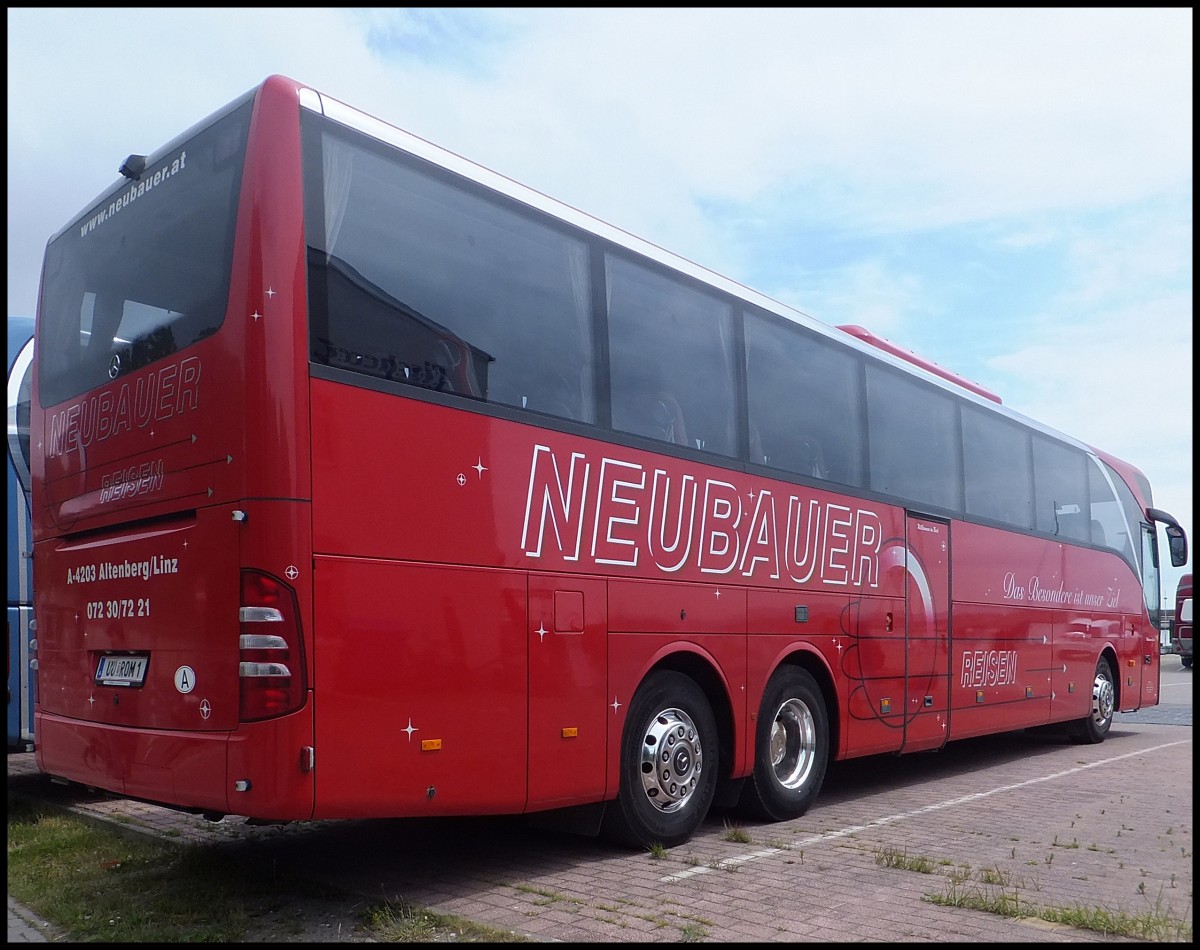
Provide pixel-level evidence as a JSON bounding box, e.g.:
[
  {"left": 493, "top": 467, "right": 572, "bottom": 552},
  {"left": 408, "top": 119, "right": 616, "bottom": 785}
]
[{"left": 37, "top": 100, "right": 252, "bottom": 407}]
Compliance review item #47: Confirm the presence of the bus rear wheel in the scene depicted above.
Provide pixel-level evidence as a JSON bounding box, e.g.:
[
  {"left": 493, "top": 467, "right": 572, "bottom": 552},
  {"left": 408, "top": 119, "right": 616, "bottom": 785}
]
[
  {"left": 739, "top": 666, "right": 829, "bottom": 822},
  {"left": 602, "top": 670, "right": 718, "bottom": 850},
  {"left": 1072, "top": 655, "right": 1115, "bottom": 744}
]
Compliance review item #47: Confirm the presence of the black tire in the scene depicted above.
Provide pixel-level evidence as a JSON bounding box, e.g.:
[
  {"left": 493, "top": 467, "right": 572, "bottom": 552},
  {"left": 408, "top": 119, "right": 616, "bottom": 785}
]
[
  {"left": 1071, "top": 655, "right": 1115, "bottom": 744},
  {"left": 602, "top": 670, "right": 718, "bottom": 850},
  {"left": 739, "top": 666, "right": 829, "bottom": 822}
]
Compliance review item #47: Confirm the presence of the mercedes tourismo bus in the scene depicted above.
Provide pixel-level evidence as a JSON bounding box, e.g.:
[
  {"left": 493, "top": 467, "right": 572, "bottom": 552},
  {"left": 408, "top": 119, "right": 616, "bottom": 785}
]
[
  {"left": 8, "top": 316, "right": 35, "bottom": 752},
  {"left": 30, "top": 76, "right": 1189, "bottom": 849}
]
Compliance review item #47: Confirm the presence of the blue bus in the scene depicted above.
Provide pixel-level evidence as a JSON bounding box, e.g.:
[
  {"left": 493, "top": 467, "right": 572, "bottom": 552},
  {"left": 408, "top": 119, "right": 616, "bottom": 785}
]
[{"left": 8, "top": 315, "right": 35, "bottom": 751}]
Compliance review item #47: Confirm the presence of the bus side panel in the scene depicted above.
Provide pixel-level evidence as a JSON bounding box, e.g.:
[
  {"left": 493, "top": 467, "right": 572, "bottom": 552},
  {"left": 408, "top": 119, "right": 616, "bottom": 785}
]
[
  {"left": 950, "top": 524, "right": 1122, "bottom": 737},
  {"left": 527, "top": 574, "right": 609, "bottom": 811},
  {"left": 607, "top": 579, "right": 747, "bottom": 775},
  {"left": 309, "top": 380, "right": 522, "bottom": 569},
  {"left": 842, "top": 592, "right": 908, "bottom": 757},
  {"left": 1050, "top": 612, "right": 1120, "bottom": 722},
  {"left": 745, "top": 588, "right": 862, "bottom": 763},
  {"left": 1057, "top": 536, "right": 1150, "bottom": 712},
  {"left": 948, "top": 600, "right": 1051, "bottom": 737},
  {"left": 1116, "top": 613, "right": 1154, "bottom": 711},
  {"left": 311, "top": 557, "right": 527, "bottom": 818}
]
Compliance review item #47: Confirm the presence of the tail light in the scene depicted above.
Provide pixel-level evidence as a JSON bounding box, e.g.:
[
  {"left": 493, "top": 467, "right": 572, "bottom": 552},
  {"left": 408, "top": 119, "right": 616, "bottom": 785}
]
[{"left": 239, "top": 570, "right": 306, "bottom": 721}]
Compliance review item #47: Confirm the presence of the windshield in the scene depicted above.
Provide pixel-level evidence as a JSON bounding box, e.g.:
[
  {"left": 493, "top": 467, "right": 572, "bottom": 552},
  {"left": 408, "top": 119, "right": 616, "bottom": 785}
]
[{"left": 37, "top": 100, "right": 252, "bottom": 407}]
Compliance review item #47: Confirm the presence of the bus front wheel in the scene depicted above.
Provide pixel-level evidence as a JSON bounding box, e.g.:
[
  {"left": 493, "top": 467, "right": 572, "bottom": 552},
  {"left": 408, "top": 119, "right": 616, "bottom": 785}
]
[
  {"left": 739, "top": 666, "right": 829, "bottom": 822},
  {"left": 602, "top": 670, "right": 718, "bottom": 850},
  {"left": 1072, "top": 655, "right": 1115, "bottom": 744}
]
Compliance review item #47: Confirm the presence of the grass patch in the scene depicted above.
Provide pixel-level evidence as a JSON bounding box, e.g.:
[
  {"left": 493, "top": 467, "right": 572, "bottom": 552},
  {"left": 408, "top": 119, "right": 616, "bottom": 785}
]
[{"left": 8, "top": 791, "right": 521, "bottom": 942}]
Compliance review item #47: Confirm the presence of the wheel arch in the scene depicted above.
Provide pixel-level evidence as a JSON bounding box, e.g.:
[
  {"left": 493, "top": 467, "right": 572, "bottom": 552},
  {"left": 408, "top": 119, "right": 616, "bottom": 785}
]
[
  {"left": 647, "top": 648, "right": 737, "bottom": 788},
  {"left": 765, "top": 647, "right": 841, "bottom": 764},
  {"left": 1099, "top": 643, "right": 1120, "bottom": 710}
]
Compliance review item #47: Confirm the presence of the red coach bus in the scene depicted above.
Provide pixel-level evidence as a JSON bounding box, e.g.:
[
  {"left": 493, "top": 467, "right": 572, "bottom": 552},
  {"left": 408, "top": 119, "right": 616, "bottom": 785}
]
[
  {"left": 30, "top": 76, "right": 1189, "bottom": 849},
  {"left": 1173, "top": 574, "right": 1192, "bottom": 668}
]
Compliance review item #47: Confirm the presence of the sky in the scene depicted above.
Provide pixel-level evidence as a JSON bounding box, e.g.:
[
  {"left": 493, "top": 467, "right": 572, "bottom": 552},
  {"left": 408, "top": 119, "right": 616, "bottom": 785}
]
[{"left": 7, "top": 8, "right": 1193, "bottom": 605}]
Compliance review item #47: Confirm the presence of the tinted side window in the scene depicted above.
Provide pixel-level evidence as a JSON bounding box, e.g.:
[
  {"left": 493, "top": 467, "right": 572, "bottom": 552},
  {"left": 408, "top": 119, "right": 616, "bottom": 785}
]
[
  {"left": 606, "top": 255, "right": 736, "bottom": 456},
  {"left": 307, "top": 125, "right": 596, "bottom": 424},
  {"left": 962, "top": 405, "right": 1032, "bottom": 528},
  {"left": 1032, "top": 436, "right": 1089, "bottom": 540},
  {"left": 866, "top": 365, "right": 962, "bottom": 511},
  {"left": 745, "top": 313, "right": 863, "bottom": 485}
]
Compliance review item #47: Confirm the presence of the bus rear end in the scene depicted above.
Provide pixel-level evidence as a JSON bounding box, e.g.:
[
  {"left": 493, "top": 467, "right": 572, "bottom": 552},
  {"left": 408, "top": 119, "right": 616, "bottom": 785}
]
[
  {"left": 31, "top": 77, "right": 317, "bottom": 819},
  {"left": 1174, "top": 575, "right": 1193, "bottom": 668}
]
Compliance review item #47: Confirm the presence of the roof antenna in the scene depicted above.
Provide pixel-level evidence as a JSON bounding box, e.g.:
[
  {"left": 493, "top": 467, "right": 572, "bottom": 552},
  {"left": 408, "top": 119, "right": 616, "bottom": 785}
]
[{"left": 118, "top": 154, "right": 147, "bottom": 181}]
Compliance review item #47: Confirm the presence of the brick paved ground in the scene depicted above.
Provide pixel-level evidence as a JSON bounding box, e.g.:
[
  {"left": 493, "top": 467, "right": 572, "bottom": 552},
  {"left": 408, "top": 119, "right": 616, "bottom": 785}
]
[{"left": 7, "top": 720, "right": 1192, "bottom": 942}]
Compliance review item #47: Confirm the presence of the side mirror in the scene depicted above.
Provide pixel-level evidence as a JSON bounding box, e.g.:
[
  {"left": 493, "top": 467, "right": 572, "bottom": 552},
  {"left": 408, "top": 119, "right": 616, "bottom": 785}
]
[
  {"left": 1148, "top": 508, "right": 1189, "bottom": 568},
  {"left": 1166, "top": 526, "right": 1188, "bottom": 569}
]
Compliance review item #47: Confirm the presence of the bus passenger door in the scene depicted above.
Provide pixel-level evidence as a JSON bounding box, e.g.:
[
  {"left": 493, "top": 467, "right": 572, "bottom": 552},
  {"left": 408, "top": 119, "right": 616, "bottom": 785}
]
[
  {"left": 527, "top": 575, "right": 608, "bottom": 811},
  {"left": 901, "top": 513, "right": 951, "bottom": 753}
]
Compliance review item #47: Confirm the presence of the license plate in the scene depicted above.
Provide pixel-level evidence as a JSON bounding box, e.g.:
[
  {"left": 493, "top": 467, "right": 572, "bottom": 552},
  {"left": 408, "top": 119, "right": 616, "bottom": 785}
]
[{"left": 95, "top": 654, "right": 149, "bottom": 687}]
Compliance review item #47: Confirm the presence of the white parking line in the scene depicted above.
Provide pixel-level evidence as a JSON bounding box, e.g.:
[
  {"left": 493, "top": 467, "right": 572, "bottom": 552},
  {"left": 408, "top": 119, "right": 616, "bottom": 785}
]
[{"left": 660, "top": 738, "right": 1191, "bottom": 882}]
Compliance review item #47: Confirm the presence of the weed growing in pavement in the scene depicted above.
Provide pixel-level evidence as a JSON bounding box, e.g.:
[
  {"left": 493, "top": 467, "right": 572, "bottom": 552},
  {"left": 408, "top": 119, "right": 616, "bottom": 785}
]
[
  {"left": 722, "top": 820, "right": 751, "bottom": 844},
  {"left": 978, "top": 865, "right": 1013, "bottom": 887},
  {"left": 368, "top": 899, "right": 528, "bottom": 942},
  {"left": 513, "top": 883, "right": 582, "bottom": 907},
  {"left": 929, "top": 880, "right": 1192, "bottom": 943},
  {"left": 873, "top": 844, "right": 935, "bottom": 874},
  {"left": 891, "top": 844, "right": 1196, "bottom": 943}
]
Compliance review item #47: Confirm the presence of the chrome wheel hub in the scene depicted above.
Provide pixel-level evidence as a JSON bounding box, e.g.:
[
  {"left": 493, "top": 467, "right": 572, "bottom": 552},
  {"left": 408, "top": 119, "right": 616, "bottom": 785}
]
[
  {"left": 1091, "top": 669, "right": 1114, "bottom": 725},
  {"left": 769, "top": 697, "right": 817, "bottom": 790},
  {"left": 638, "top": 708, "right": 703, "bottom": 814}
]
